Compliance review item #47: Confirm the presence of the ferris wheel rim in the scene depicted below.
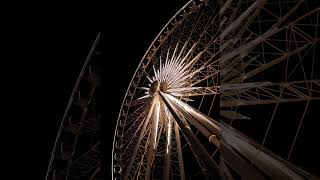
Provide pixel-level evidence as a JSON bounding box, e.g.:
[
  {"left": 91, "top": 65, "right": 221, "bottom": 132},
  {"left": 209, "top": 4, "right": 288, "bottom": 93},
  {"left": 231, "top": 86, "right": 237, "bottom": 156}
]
[
  {"left": 112, "top": 0, "right": 320, "bottom": 179},
  {"left": 110, "top": 0, "right": 204, "bottom": 178}
]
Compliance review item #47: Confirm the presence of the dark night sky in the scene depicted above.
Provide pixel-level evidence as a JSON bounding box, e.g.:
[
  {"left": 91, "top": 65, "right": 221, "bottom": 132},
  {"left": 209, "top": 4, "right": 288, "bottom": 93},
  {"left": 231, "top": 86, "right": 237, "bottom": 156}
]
[
  {"left": 7, "top": 0, "right": 319, "bottom": 179},
  {"left": 8, "top": 1, "right": 188, "bottom": 179}
]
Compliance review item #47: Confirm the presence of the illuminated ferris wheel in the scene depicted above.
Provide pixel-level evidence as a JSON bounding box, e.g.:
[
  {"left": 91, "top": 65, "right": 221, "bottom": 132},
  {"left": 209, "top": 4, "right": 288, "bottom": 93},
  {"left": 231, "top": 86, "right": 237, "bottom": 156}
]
[{"left": 112, "top": 0, "right": 320, "bottom": 179}]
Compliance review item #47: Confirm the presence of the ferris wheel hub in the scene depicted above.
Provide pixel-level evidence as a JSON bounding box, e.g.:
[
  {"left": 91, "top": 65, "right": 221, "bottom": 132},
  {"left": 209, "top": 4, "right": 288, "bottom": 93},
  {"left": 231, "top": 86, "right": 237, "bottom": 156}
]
[{"left": 149, "top": 80, "right": 160, "bottom": 96}]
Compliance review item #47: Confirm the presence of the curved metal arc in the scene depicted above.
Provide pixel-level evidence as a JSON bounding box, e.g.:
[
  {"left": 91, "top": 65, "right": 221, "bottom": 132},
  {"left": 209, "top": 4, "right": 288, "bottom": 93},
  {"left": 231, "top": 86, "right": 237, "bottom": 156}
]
[
  {"left": 46, "top": 32, "right": 100, "bottom": 180},
  {"left": 111, "top": 1, "right": 195, "bottom": 178}
]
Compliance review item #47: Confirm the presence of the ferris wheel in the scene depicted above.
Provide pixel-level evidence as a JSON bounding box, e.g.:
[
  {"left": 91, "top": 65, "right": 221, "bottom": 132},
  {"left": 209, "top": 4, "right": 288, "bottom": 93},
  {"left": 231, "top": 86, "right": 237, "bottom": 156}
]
[{"left": 112, "top": 0, "right": 320, "bottom": 179}]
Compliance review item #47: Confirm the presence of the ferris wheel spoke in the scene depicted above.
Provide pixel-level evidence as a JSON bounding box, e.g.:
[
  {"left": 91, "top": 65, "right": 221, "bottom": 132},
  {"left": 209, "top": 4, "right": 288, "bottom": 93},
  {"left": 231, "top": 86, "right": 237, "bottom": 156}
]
[
  {"left": 221, "top": 2, "right": 265, "bottom": 53},
  {"left": 234, "top": 0, "right": 304, "bottom": 47},
  {"left": 160, "top": 92, "right": 221, "bottom": 178},
  {"left": 166, "top": 93, "right": 220, "bottom": 135},
  {"left": 219, "top": 0, "right": 233, "bottom": 16},
  {"left": 164, "top": 113, "right": 173, "bottom": 180},
  {"left": 220, "top": 160, "right": 236, "bottom": 180},
  {"left": 167, "top": 86, "right": 219, "bottom": 97},
  {"left": 130, "top": 129, "right": 151, "bottom": 179},
  {"left": 220, "top": 0, "right": 266, "bottom": 40},
  {"left": 220, "top": 54, "right": 259, "bottom": 83},
  {"left": 168, "top": 53, "right": 219, "bottom": 88},
  {"left": 230, "top": 42, "right": 313, "bottom": 83},
  {"left": 221, "top": 80, "right": 320, "bottom": 107},
  {"left": 223, "top": 8, "right": 320, "bottom": 83},
  {"left": 122, "top": 96, "right": 157, "bottom": 180},
  {"left": 185, "top": 62, "right": 219, "bottom": 86},
  {"left": 122, "top": 111, "right": 148, "bottom": 151},
  {"left": 176, "top": 1, "right": 220, "bottom": 51},
  {"left": 164, "top": 17, "right": 222, "bottom": 87},
  {"left": 171, "top": 100, "right": 220, "bottom": 147},
  {"left": 157, "top": 35, "right": 221, "bottom": 90},
  {"left": 221, "top": 27, "right": 280, "bottom": 66},
  {"left": 221, "top": 122, "right": 313, "bottom": 180},
  {"left": 173, "top": 120, "right": 186, "bottom": 180},
  {"left": 145, "top": 97, "right": 161, "bottom": 180},
  {"left": 124, "top": 103, "right": 149, "bottom": 127},
  {"left": 222, "top": 0, "right": 241, "bottom": 30}
]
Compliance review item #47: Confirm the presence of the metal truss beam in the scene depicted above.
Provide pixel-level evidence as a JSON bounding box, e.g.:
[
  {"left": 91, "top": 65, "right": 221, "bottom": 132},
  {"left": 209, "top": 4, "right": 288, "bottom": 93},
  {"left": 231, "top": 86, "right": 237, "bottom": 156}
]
[
  {"left": 221, "top": 123, "right": 317, "bottom": 180},
  {"left": 160, "top": 92, "right": 221, "bottom": 179},
  {"left": 221, "top": 80, "right": 320, "bottom": 107},
  {"left": 168, "top": 86, "right": 219, "bottom": 97}
]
